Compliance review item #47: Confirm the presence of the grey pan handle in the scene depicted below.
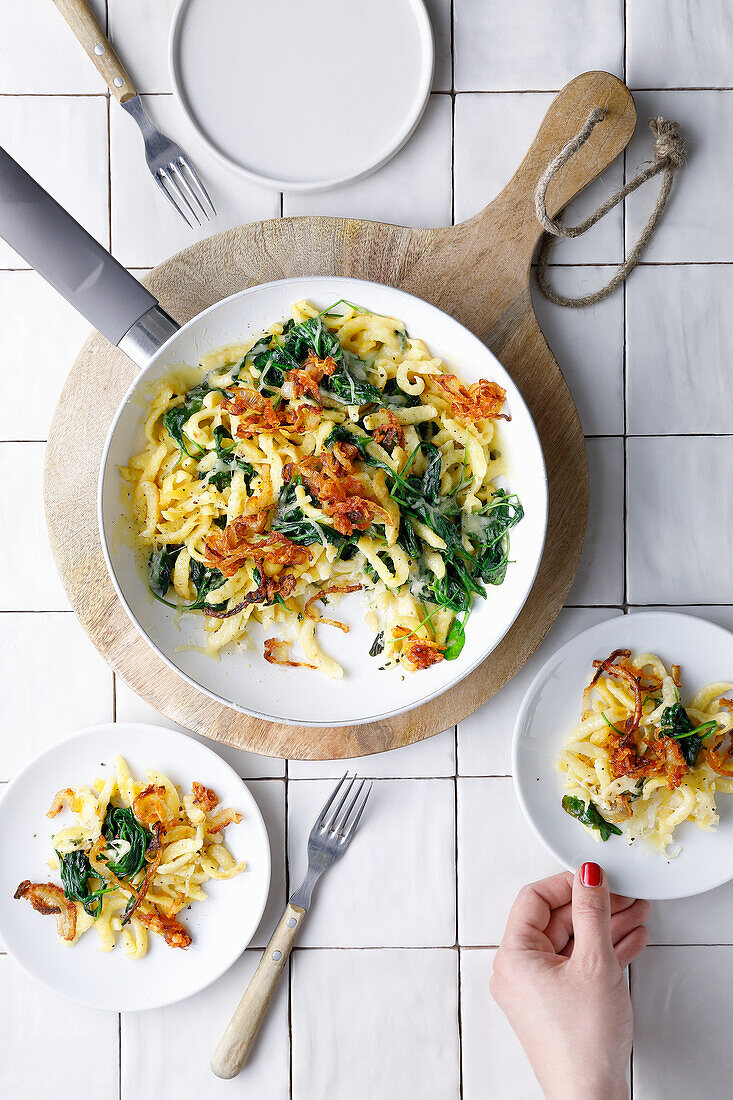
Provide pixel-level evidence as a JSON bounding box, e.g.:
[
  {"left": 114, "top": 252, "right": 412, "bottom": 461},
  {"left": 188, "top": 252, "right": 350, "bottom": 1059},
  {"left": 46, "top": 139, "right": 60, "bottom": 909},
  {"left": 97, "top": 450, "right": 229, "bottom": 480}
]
[{"left": 0, "top": 145, "right": 178, "bottom": 365}]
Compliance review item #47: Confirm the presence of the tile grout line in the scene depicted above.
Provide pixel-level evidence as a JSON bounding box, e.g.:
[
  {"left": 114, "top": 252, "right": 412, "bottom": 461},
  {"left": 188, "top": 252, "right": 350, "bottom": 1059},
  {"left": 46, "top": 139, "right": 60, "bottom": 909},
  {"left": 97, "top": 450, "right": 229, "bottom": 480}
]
[
  {"left": 624, "top": 10, "right": 634, "bottom": 1096},
  {"left": 1, "top": 86, "right": 731, "bottom": 100},
  {"left": 7, "top": 261, "right": 733, "bottom": 273},
  {"left": 622, "top": 0, "right": 629, "bottom": 619},
  {"left": 285, "top": 757, "right": 293, "bottom": 1100},
  {"left": 105, "top": 0, "right": 112, "bottom": 256}
]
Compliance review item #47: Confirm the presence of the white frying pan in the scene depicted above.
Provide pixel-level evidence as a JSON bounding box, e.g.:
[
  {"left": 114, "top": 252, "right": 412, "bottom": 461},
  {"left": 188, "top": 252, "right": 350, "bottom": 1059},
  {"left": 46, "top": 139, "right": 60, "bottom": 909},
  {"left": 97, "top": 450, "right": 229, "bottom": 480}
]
[{"left": 0, "top": 149, "right": 548, "bottom": 727}]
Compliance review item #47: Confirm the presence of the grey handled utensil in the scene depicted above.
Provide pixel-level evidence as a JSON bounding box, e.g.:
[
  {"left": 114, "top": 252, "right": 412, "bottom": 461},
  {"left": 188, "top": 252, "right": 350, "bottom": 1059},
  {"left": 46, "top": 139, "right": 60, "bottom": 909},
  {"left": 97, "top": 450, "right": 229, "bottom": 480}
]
[
  {"left": 211, "top": 774, "right": 373, "bottom": 1080},
  {"left": 51, "top": 0, "right": 216, "bottom": 227}
]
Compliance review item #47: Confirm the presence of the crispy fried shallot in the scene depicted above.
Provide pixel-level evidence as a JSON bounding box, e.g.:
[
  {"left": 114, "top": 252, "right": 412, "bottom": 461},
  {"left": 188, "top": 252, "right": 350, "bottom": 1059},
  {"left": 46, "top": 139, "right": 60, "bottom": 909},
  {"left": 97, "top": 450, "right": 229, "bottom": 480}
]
[
  {"left": 392, "top": 625, "right": 445, "bottom": 670},
  {"left": 204, "top": 570, "right": 297, "bottom": 619},
  {"left": 304, "top": 583, "right": 363, "bottom": 632},
  {"left": 14, "top": 880, "right": 77, "bottom": 942},
  {"left": 285, "top": 445, "right": 389, "bottom": 537},
  {"left": 206, "top": 807, "right": 244, "bottom": 834},
  {"left": 432, "top": 374, "right": 509, "bottom": 425},
  {"left": 203, "top": 522, "right": 310, "bottom": 578},
  {"left": 586, "top": 650, "right": 642, "bottom": 734},
  {"left": 372, "top": 410, "right": 405, "bottom": 449},
  {"left": 222, "top": 384, "right": 325, "bottom": 437},
  {"left": 192, "top": 782, "right": 219, "bottom": 812},
  {"left": 288, "top": 353, "right": 338, "bottom": 403},
  {"left": 704, "top": 720, "right": 733, "bottom": 776},
  {"left": 120, "top": 821, "right": 166, "bottom": 926},
  {"left": 280, "top": 403, "right": 322, "bottom": 433},
  {"left": 135, "top": 905, "right": 192, "bottom": 949},
  {"left": 132, "top": 784, "right": 174, "bottom": 827},
  {"left": 46, "top": 788, "right": 77, "bottom": 818},
  {"left": 263, "top": 638, "right": 317, "bottom": 669},
  {"left": 221, "top": 386, "right": 281, "bottom": 436}
]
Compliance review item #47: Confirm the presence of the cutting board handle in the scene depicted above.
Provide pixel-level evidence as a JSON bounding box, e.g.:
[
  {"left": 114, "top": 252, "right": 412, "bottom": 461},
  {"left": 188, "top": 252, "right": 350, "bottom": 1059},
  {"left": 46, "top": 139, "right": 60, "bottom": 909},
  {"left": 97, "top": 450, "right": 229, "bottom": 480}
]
[{"left": 469, "top": 71, "right": 636, "bottom": 260}]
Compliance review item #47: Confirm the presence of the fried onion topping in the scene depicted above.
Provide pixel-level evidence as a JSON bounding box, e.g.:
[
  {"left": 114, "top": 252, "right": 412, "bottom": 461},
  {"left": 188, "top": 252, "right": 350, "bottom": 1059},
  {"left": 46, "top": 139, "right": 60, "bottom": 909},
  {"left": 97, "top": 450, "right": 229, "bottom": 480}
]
[
  {"left": 263, "top": 638, "right": 317, "bottom": 669},
  {"left": 14, "top": 880, "right": 77, "bottom": 942},
  {"left": 132, "top": 784, "right": 174, "bottom": 827},
  {"left": 203, "top": 522, "right": 310, "bottom": 578},
  {"left": 192, "top": 782, "right": 219, "bottom": 812},
  {"left": 304, "top": 583, "right": 363, "bottom": 633},
  {"left": 135, "top": 905, "right": 192, "bottom": 949},
  {"left": 432, "top": 374, "right": 509, "bottom": 425}
]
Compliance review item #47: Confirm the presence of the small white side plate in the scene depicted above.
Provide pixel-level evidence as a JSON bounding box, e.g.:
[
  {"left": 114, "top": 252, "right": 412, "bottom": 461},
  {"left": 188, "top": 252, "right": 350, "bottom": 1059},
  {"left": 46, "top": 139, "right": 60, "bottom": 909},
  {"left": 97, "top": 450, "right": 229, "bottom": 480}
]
[
  {"left": 0, "top": 723, "right": 271, "bottom": 1011},
  {"left": 513, "top": 611, "right": 733, "bottom": 900},
  {"left": 169, "top": 0, "right": 434, "bottom": 191}
]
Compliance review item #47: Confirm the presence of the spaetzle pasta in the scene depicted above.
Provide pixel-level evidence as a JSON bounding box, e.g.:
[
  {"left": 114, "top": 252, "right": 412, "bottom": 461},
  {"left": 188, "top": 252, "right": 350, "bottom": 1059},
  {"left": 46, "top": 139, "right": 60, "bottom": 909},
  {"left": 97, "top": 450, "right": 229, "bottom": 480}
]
[
  {"left": 14, "top": 756, "right": 244, "bottom": 958},
  {"left": 558, "top": 649, "right": 733, "bottom": 854},
  {"left": 121, "top": 299, "right": 523, "bottom": 677}
]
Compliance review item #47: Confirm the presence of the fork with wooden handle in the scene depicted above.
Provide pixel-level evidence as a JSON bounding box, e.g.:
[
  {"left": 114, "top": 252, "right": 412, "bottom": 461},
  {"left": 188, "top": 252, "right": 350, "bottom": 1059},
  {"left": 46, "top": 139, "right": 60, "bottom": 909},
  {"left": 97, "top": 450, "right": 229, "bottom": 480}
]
[
  {"left": 51, "top": 0, "right": 216, "bottom": 226},
  {"left": 211, "top": 775, "right": 373, "bottom": 1080}
]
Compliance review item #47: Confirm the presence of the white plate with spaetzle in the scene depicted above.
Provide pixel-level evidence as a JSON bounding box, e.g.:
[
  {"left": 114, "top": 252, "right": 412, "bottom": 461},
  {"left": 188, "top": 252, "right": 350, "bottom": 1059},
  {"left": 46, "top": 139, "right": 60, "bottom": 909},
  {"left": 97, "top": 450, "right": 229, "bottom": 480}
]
[
  {"left": 99, "top": 276, "right": 548, "bottom": 728},
  {"left": 0, "top": 723, "right": 271, "bottom": 1010},
  {"left": 513, "top": 611, "right": 733, "bottom": 900}
]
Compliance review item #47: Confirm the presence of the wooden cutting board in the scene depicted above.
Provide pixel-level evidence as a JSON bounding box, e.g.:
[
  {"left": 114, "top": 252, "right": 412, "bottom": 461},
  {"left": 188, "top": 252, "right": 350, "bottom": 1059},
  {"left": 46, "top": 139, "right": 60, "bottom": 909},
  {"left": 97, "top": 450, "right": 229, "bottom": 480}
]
[{"left": 44, "top": 71, "right": 636, "bottom": 760}]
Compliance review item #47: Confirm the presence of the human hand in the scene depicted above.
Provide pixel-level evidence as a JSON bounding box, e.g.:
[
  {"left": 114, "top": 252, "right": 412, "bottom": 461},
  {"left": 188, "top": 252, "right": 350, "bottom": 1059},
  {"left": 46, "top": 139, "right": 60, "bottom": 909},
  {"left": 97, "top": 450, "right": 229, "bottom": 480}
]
[{"left": 490, "top": 863, "right": 650, "bottom": 1100}]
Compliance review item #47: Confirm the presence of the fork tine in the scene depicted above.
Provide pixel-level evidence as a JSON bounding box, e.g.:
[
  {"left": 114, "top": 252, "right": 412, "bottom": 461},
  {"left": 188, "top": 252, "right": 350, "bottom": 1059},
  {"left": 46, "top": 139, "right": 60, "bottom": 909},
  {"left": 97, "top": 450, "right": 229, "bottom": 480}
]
[
  {"left": 332, "top": 777, "right": 367, "bottom": 834},
  {"left": 159, "top": 165, "right": 201, "bottom": 227},
  {"left": 178, "top": 155, "right": 217, "bottom": 217},
  {"left": 324, "top": 776, "right": 356, "bottom": 833},
  {"left": 314, "top": 774, "right": 348, "bottom": 830},
  {"left": 153, "top": 170, "right": 196, "bottom": 228},
  {"left": 170, "top": 159, "right": 209, "bottom": 221},
  {"left": 339, "top": 781, "right": 372, "bottom": 844}
]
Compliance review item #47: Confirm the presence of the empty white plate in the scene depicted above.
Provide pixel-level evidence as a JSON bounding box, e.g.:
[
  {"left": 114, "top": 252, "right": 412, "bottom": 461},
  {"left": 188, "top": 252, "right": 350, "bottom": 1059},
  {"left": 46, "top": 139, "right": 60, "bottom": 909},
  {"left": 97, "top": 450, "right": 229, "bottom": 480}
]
[
  {"left": 513, "top": 612, "right": 733, "bottom": 900},
  {"left": 0, "top": 723, "right": 271, "bottom": 1010},
  {"left": 169, "top": 0, "right": 434, "bottom": 191}
]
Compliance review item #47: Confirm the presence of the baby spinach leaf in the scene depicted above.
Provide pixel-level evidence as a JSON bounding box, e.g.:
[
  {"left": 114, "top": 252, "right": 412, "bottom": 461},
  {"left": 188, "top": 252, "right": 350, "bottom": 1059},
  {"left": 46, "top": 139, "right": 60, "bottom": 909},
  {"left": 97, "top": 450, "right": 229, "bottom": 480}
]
[
  {"left": 271, "top": 479, "right": 356, "bottom": 558},
  {"left": 327, "top": 353, "right": 384, "bottom": 407},
  {"left": 162, "top": 382, "right": 211, "bottom": 459},
  {"left": 281, "top": 315, "right": 342, "bottom": 362},
  {"left": 204, "top": 425, "right": 255, "bottom": 492},
  {"left": 148, "top": 544, "right": 182, "bottom": 598},
  {"left": 397, "top": 516, "right": 420, "bottom": 560},
  {"left": 188, "top": 557, "right": 228, "bottom": 611},
  {"left": 101, "top": 805, "right": 152, "bottom": 879},
  {"left": 561, "top": 795, "right": 622, "bottom": 841},
  {"left": 253, "top": 344, "right": 299, "bottom": 395},
  {"left": 660, "top": 703, "right": 718, "bottom": 767},
  {"left": 420, "top": 442, "right": 442, "bottom": 505},
  {"left": 443, "top": 614, "right": 466, "bottom": 661},
  {"left": 463, "top": 490, "right": 524, "bottom": 587},
  {"left": 382, "top": 378, "right": 421, "bottom": 408},
  {"left": 369, "top": 631, "right": 384, "bottom": 657},
  {"left": 57, "top": 849, "right": 111, "bottom": 918}
]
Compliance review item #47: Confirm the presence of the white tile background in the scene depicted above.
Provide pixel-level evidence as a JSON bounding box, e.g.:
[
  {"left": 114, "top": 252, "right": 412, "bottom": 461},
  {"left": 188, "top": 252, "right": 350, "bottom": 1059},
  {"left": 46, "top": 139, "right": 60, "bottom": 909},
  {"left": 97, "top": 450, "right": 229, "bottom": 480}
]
[{"left": 0, "top": 0, "right": 731, "bottom": 1097}]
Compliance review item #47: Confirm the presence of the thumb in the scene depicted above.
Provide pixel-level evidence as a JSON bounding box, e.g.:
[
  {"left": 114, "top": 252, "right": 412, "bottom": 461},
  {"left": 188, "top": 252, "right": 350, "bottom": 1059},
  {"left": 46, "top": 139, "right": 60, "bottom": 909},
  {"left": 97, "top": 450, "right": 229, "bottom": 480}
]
[{"left": 571, "top": 862, "right": 615, "bottom": 964}]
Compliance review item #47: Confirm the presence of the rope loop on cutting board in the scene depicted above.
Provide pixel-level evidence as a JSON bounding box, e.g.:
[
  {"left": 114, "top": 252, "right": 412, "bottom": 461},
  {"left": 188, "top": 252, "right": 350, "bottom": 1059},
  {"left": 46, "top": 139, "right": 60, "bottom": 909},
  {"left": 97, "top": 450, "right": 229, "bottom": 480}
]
[{"left": 534, "top": 109, "right": 687, "bottom": 308}]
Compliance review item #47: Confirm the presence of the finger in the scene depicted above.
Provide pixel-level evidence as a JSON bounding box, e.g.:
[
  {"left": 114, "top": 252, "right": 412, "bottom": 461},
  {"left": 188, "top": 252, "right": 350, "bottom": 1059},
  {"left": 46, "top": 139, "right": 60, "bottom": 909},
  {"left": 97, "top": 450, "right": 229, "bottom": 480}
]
[
  {"left": 502, "top": 872, "right": 574, "bottom": 949},
  {"left": 614, "top": 924, "right": 650, "bottom": 969},
  {"left": 570, "top": 862, "right": 615, "bottom": 965},
  {"left": 609, "top": 891, "right": 638, "bottom": 911},
  {"left": 610, "top": 899, "right": 651, "bottom": 946},
  {"left": 545, "top": 892, "right": 640, "bottom": 954}
]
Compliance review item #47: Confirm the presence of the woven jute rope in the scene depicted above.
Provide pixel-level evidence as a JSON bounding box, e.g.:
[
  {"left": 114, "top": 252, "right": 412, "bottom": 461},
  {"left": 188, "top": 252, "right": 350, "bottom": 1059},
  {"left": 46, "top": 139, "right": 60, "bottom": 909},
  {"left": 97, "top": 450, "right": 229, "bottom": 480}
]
[{"left": 534, "top": 109, "right": 686, "bottom": 307}]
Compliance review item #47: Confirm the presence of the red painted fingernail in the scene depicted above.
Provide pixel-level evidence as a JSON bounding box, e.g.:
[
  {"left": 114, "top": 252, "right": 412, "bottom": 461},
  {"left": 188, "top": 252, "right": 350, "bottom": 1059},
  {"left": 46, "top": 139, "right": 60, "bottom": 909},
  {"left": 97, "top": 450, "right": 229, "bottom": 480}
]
[{"left": 581, "top": 862, "right": 602, "bottom": 887}]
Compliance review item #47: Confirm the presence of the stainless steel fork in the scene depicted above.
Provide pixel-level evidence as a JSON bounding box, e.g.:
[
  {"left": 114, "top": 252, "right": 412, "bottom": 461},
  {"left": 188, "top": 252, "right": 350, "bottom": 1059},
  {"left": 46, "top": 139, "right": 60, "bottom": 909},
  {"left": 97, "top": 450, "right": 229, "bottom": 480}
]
[
  {"left": 52, "top": 0, "right": 215, "bottom": 228},
  {"left": 211, "top": 775, "right": 373, "bottom": 1080}
]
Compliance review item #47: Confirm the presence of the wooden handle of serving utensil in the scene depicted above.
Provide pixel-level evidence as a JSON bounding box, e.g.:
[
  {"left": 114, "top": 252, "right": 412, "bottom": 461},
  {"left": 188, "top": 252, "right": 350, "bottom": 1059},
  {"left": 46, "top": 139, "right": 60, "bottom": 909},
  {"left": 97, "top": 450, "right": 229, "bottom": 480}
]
[
  {"left": 52, "top": 0, "right": 137, "bottom": 104},
  {"left": 211, "top": 902, "right": 305, "bottom": 1079}
]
